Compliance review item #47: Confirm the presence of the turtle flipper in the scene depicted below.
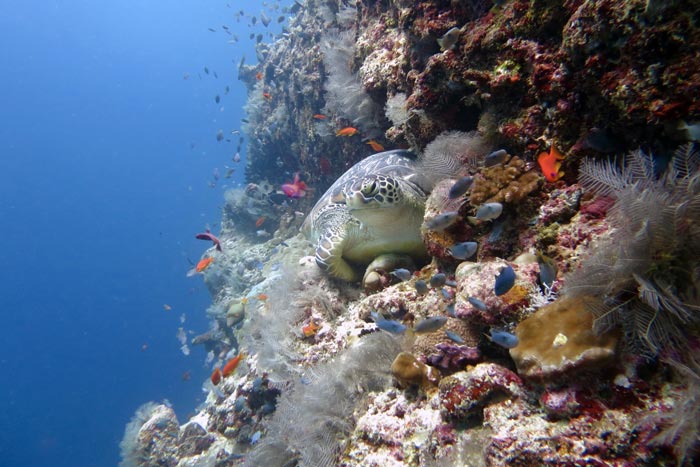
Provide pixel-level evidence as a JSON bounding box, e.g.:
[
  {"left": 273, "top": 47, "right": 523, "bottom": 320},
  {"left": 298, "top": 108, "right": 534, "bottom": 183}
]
[{"left": 315, "top": 230, "right": 358, "bottom": 282}]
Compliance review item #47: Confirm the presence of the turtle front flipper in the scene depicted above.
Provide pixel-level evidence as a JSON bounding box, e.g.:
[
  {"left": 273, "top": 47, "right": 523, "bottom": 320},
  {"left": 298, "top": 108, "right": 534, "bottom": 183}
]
[{"left": 315, "top": 229, "right": 358, "bottom": 282}]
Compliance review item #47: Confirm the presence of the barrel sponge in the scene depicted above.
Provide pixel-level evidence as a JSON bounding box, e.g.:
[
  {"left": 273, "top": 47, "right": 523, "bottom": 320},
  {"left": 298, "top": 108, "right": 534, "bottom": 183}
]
[{"left": 509, "top": 296, "right": 619, "bottom": 379}]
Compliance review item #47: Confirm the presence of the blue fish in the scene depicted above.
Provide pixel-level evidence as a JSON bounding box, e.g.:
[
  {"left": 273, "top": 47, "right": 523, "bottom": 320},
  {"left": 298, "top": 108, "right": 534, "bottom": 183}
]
[
  {"left": 414, "top": 316, "right": 448, "bottom": 334},
  {"left": 484, "top": 149, "right": 509, "bottom": 167},
  {"left": 445, "top": 303, "right": 456, "bottom": 317},
  {"left": 371, "top": 311, "right": 407, "bottom": 334},
  {"left": 425, "top": 211, "right": 459, "bottom": 231},
  {"left": 391, "top": 268, "right": 412, "bottom": 282},
  {"left": 414, "top": 279, "right": 429, "bottom": 295},
  {"left": 430, "top": 273, "right": 447, "bottom": 288},
  {"left": 467, "top": 296, "right": 488, "bottom": 311},
  {"left": 448, "top": 176, "right": 474, "bottom": 199},
  {"left": 487, "top": 329, "right": 519, "bottom": 349},
  {"left": 494, "top": 264, "right": 516, "bottom": 296},
  {"left": 445, "top": 330, "right": 465, "bottom": 344},
  {"left": 448, "top": 241, "right": 478, "bottom": 260}
]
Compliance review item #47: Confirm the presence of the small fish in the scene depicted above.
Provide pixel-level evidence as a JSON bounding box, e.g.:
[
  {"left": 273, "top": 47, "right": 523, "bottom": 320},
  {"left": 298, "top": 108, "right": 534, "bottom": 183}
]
[
  {"left": 494, "top": 264, "right": 516, "bottom": 296},
  {"left": 437, "top": 27, "right": 461, "bottom": 51},
  {"left": 225, "top": 168, "right": 235, "bottom": 178},
  {"left": 429, "top": 273, "right": 447, "bottom": 288},
  {"left": 232, "top": 152, "right": 241, "bottom": 163},
  {"left": 278, "top": 15, "right": 286, "bottom": 23},
  {"left": 204, "top": 66, "right": 210, "bottom": 74},
  {"left": 445, "top": 330, "right": 465, "bottom": 344},
  {"left": 445, "top": 303, "right": 456, "bottom": 317},
  {"left": 250, "top": 430, "right": 262, "bottom": 444},
  {"left": 260, "top": 12, "right": 271, "bottom": 27},
  {"left": 183, "top": 72, "right": 190, "bottom": 80},
  {"left": 215, "top": 95, "right": 221, "bottom": 104},
  {"left": 414, "top": 316, "right": 448, "bottom": 334},
  {"left": 256, "top": 229, "right": 271, "bottom": 237},
  {"left": 366, "top": 139, "right": 385, "bottom": 152},
  {"left": 211, "top": 368, "right": 222, "bottom": 385},
  {"left": 536, "top": 252, "right": 558, "bottom": 289},
  {"left": 222, "top": 352, "right": 246, "bottom": 377},
  {"left": 195, "top": 257, "right": 214, "bottom": 273},
  {"left": 467, "top": 296, "right": 488, "bottom": 311},
  {"left": 414, "top": 279, "right": 429, "bottom": 295},
  {"left": 302, "top": 321, "right": 320, "bottom": 337},
  {"left": 486, "top": 329, "right": 519, "bottom": 349},
  {"left": 195, "top": 229, "right": 222, "bottom": 251},
  {"left": 336, "top": 126, "right": 359, "bottom": 137},
  {"left": 224, "top": 86, "right": 230, "bottom": 94},
  {"left": 371, "top": 311, "right": 407, "bottom": 334},
  {"left": 440, "top": 288, "right": 452, "bottom": 300},
  {"left": 312, "top": 114, "right": 327, "bottom": 119},
  {"left": 208, "top": 27, "right": 216, "bottom": 32},
  {"left": 677, "top": 120, "right": 700, "bottom": 142},
  {"left": 475, "top": 203, "right": 504, "bottom": 222},
  {"left": 262, "top": 91, "right": 272, "bottom": 100},
  {"left": 182, "top": 371, "right": 191, "bottom": 381},
  {"left": 281, "top": 173, "right": 308, "bottom": 199},
  {"left": 255, "top": 216, "right": 266, "bottom": 227},
  {"left": 216, "top": 129, "right": 224, "bottom": 142},
  {"left": 484, "top": 149, "right": 509, "bottom": 167},
  {"left": 448, "top": 176, "right": 474, "bottom": 199},
  {"left": 257, "top": 293, "right": 268, "bottom": 301},
  {"left": 425, "top": 211, "right": 459, "bottom": 231},
  {"left": 163, "top": 304, "right": 172, "bottom": 311},
  {"left": 537, "top": 144, "right": 565, "bottom": 182},
  {"left": 448, "top": 241, "right": 478, "bottom": 260},
  {"left": 391, "top": 268, "right": 412, "bottom": 282},
  {"left": 255, "top": 72, "right": 264, "bottom": 80}
]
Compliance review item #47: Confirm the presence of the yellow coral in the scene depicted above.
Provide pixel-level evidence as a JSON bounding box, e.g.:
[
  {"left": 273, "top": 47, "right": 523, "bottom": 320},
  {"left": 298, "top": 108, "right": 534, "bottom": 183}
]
[{"left": 469, "top": 156, "right": 542, "bottom": 205}]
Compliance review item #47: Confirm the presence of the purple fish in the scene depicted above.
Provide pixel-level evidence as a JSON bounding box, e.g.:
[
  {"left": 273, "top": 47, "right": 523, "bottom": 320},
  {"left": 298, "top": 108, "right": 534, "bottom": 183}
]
[{"left": 195, "top": 229, "right": 222, "bottom": 251}]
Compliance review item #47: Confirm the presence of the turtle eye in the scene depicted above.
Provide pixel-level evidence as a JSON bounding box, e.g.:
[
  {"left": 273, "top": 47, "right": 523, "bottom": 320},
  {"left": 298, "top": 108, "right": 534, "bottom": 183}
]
[{"left": 361, "top": 180, "right": 378, "bottom": 196}]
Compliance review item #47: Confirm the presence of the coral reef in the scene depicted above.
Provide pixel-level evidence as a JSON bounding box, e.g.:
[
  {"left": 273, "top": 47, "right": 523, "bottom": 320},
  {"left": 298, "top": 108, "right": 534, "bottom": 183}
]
[{"left": 120, "top": 1, "right": 700, "bottom": 466}]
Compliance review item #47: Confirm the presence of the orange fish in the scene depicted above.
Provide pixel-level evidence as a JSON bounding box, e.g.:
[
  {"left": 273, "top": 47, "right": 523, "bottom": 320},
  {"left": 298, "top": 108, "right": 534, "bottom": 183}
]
[
  {"left": 255, "top": 216, "right": 266, "bottom": 227},
  {"left": 222, "top": 352, "right": 246, "bottom": 377},
  {"left": 257, "top": 293, "right": 268, "bottom": 301},
  {"left": 241, "top": 297, "right": 248, "bottom": 305},
  {"left": 211, "top": 367, "right": 222, "bottom": 385},
  {"left": 196, "top": 257, "right": 214, "bottom": 273},
  {"left": 163, "top": 304, "right": 172, "bottom": 311},
  {"left": 262, "top": 92, "right": 272, "bottom": 100},
  {"left": 255, "top": 72, "right": 263, "bottom": 80},
  {"left": 313, "top": 114, "right": 327, "bottom": 120},
  {"left": 366, "top": 139, "right": 384, "bottom": 152},
  {"left": 336, "top": 126, "right": 358, "bottom": 137},
  {"left": 182, "top": 371, "right": 191, "bottom": 381},
  {"left": 537, "top": 144, "right": 565, "bottom": 182},
  {"left": 302, "top": 321, "right": 320, "bottom": 337}
]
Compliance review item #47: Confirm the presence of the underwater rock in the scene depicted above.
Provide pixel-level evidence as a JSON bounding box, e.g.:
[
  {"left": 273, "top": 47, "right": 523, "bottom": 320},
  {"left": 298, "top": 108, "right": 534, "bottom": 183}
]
[
  {"left": 509, "top": 296, "right": 619, "bottom": 379},
  {"left": 391, "top": 351, "right": 440, "bottom": 391},
  {"left": 439, "top": 363, "right": 525, "bottom": 422}
]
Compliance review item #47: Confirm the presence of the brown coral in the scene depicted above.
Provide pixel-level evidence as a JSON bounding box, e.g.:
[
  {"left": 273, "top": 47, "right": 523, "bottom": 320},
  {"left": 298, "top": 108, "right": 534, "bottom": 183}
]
[
  {"left": 509, "top": 296, "right": 619, "bottom": 379},
  {"left": 469, "top": 155, "right": 542, "bottom": 205}
]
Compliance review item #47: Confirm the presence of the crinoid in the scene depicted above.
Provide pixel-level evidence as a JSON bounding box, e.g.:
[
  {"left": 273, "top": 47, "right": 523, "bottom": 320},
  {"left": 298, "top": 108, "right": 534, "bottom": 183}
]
[{"left": 565, "top": 144, "right": 700, "bottom": 360}]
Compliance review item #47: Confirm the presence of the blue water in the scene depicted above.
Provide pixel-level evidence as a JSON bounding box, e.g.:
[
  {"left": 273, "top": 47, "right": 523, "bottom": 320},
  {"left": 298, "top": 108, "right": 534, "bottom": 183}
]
[{"left": 0, "top": 2, "right": 286, "bottom": 466}]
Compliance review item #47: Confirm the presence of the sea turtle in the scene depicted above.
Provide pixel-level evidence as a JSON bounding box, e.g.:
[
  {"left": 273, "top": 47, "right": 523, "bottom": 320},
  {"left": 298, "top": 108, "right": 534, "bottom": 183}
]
[{"left": 303, "top": 150, "right": 432, "bottom": 282}]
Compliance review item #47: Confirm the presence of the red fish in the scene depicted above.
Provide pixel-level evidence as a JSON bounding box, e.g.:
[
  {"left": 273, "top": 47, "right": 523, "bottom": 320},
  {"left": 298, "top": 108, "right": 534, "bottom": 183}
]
[
  {"left": 262, "top": 91, "right": 272, "bottom": 100},
  {"left": 255, "top": 72, "right": 263, "bottom": 80},
  {"left": 255, "top": 216, "right": 266, "bottom": 227},
  {"left": 222, "top": 352, "right": 246, "bottom": 377},
  {"left": 366, "top": 139, "right": 385, "bottom": 152},
  {"left": 537, "top": 144, "right": 565, "bottom": 182},
  {"left": 313, "top": 114, "right": 327, "bottom": 120},
  {"left": 196, "top": 257, "right": 214, "bottom": 273},
  {"left": 281, "top": 173, "right": 308, "bottom": 199},
  {"left": 336, "top": 126, "right": 358, "bottom": 137},
  {"left": 211, "top": 368, "right": 222, "bottom": 385},
  {"left": 195, "top": 229, "right": 222, "bottom": 251}
]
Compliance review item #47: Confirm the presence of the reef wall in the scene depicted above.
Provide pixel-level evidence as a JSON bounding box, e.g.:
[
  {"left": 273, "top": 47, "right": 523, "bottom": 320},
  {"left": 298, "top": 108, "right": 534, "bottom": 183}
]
[{"left": 120, "top": 1, "right": 700, "bottom": 466}]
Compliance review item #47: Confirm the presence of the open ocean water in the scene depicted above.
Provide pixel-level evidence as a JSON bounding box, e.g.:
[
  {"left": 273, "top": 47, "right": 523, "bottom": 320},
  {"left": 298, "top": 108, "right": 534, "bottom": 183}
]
[{"left": 0, "top": 2, "right": 286, "bottom": 465}]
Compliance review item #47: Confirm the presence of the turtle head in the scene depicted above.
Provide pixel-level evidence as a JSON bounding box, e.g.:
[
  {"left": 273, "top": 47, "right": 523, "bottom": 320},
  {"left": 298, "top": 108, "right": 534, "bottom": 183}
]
[{"left": 344, "top": 175, "right": 403, "bottom": 212}]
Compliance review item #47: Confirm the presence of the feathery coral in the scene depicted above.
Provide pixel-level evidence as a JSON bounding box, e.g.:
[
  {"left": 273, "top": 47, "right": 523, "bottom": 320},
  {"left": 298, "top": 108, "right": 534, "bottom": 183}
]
[{"left": 566, "top": 144, "right": 700, "bottom": 360}]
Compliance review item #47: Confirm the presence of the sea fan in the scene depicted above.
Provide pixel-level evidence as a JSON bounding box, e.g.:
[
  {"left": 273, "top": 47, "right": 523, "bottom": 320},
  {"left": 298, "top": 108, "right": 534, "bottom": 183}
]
[
  {"left": 321, "top": 28, "right": 383, "bottom": 133},
  {"left": 244, "top": 333, "right": 402, "bottom": 467},
  {"left": 565, "top": 144, "right": 700, "bottom": 359},
  {"left": 418, "top": 131, "right": 490, "bottom": 189}
]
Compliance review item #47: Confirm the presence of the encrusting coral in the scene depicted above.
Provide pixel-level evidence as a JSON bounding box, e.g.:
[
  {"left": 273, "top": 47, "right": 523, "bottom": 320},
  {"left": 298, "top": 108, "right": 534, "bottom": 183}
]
[{"left": 468, "top": 155, "right": 542, "bottom": 206}]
